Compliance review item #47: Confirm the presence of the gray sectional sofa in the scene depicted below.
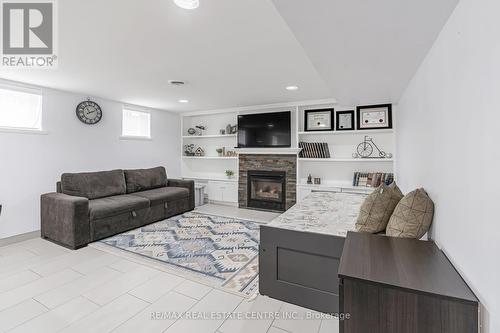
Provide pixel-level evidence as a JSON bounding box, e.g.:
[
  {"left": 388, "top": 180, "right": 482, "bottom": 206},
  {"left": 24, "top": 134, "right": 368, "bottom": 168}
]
[{"left": 41, "top": 167, "right": 194, "bottom": 249}]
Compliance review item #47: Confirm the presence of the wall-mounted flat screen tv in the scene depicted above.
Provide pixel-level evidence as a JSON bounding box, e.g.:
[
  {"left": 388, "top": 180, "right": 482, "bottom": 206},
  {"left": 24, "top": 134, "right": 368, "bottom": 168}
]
[{"left": 237, "top": 111, "right": 291, "bottom": 148}]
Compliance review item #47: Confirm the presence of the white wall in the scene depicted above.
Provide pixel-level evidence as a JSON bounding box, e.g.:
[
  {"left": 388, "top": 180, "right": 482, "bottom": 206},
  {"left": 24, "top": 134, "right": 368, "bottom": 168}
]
[
  {"left": 0, "top": 82, "right": 181, "bottom": 239},
  {"left": 396, "top": 0, "right": 500, "bottom": 331}
]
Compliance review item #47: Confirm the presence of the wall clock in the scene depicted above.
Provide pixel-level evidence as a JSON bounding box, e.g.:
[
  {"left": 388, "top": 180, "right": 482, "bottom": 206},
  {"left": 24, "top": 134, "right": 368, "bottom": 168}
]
[{"left": 76, "top": 99, "right": 102, "bottom": 124}]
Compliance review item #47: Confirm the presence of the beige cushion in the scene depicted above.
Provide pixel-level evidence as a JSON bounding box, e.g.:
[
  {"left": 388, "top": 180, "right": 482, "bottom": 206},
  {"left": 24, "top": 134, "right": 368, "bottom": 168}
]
[
  {"left": 386, "top": 188, "right": 434, "bottom": 239},
  {"left": 355, "top": 183, "right": 403, "bottom": 233}
]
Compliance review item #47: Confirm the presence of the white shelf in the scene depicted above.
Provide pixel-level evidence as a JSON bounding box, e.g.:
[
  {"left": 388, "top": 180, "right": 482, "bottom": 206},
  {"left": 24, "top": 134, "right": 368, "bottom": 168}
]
[
  {"left": 235, "top": 147, "right": 302, "bottom": 155},
  {"left": 182, "top": 156, "right": 238, "bottom": 160},
  {"left": 298, "top": 129, "right": 394, "bottom": 135},
  {"left": 182, "top": 134, "right": 237, "bottom": 139},
  {"left": 297, "top": 182, "right": 375, "bottom": 192},
  {"left": 298, "top": 158, "right": 393, "bottom": 162},
  {"left": 183, "top": 176, "right": 238, "bottom": 183}
]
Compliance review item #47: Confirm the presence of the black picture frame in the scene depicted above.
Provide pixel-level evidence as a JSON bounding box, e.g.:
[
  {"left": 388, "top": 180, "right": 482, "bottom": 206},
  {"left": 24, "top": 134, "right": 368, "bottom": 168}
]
[
  {"left": 304, "top": 108, "right": 334, "bottom": 131},
  {"left": 356, "top": 104, "right": 393, "bottom": 130},
  {"left": 335, "top": 110, "right": 355, "bottom": 131}
]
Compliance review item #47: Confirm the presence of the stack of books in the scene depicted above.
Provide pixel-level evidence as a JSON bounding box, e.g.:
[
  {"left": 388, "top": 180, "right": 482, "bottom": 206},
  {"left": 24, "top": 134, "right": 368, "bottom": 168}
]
[
  {"left": 298, "top": 142, "right": 331, "bottom": 158},
  {"left": 353, "top": 172, "right": 394, "bottom": 187}
]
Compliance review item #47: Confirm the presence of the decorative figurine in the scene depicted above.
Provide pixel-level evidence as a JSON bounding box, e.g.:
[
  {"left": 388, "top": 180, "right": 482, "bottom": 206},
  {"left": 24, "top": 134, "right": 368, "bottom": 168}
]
[
  {"left": 194, "top": 147, "right": 205, "bottom": 156},
  {"left": 307, "top": 174, "right": 313, "bottom": 184},
  {"left": 355, "top": 136, "right": 391, "bottom": 158},
  {"left": 184, "top": 144, "right": 195, "bottom": 156},
  {"left": 195, "top": 125, "right": 206, "bottom": 136}
]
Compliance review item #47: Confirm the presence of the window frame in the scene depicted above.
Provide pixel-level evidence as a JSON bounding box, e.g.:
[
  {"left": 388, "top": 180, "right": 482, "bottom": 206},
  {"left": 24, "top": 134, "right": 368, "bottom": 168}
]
[
  {"left": 120, "top": 105, "right": 152, "bottom": 140},
  {"left": 0, "top": 82, "right": 45, "bottom": 134}
]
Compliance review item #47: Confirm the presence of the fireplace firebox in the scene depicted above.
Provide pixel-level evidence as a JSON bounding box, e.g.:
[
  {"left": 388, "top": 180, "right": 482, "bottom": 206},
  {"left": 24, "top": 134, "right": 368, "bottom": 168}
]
[{"left": 247, "top": 170, "right": 286, "bottom": 212}]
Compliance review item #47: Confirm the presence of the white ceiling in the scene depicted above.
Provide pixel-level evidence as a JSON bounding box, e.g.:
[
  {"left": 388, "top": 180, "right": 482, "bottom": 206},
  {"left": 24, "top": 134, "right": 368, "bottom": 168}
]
[
  {"left": 0, "top": 0, "right": 330, "bottom": 112},
  {"left": 271, "top": 0, "right": 459, "bottom": 106},
  {"left": 0, "top": 0, "right": 458, "bottom": 112}
]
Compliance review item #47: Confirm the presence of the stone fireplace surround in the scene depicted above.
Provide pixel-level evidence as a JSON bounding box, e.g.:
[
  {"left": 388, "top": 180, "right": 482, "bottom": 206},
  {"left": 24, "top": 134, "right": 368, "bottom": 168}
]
[{"left": 238, "top": 154, "right": 297, "bottom": 211}]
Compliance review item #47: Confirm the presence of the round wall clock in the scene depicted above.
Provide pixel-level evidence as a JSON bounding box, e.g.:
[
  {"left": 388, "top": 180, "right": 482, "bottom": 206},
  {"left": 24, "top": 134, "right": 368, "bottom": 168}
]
[{"left": 76, "top": 99, "right": 102, "bottom": 124}]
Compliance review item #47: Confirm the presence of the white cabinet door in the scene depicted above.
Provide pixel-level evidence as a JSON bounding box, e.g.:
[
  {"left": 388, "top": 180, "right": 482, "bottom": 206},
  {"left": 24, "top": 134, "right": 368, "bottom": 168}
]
[
  {"left": 208, "top": 180, "right": 238, "bottom": 203},
  {"left": 223, "top": 182, "right": 238, "bottom": 203},
  {"left": 207, "top": 181, "right": 224, "bottom": 202}
]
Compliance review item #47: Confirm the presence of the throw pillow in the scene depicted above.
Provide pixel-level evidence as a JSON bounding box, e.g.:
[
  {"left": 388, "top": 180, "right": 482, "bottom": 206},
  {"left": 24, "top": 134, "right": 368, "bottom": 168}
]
[
  {"left": 355, "top": 182, "right": 404, "bottom": 233},
  {"left": 386, "top": 188, "right": 434, "bottom": 239}
]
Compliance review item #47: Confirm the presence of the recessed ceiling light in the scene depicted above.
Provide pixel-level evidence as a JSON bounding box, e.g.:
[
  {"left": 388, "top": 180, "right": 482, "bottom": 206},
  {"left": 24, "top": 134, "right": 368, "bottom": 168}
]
[
  {"left": 286, "top": 85, "right": 299, "bottom": 91},
  {"left": 168, "top": 80, "right": 185, "bottom": 86},
  {"left": 178, "top": 99, "right": 189, "bottom": 103},
  {"left": 174, "top": 0, "right": 199, "bottom": 10}
]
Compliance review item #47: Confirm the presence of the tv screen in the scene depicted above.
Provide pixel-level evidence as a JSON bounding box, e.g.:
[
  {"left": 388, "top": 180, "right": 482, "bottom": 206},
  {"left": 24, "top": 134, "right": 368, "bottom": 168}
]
[{"left": 237, "top": 111, "right": 291, "bottom": 148}]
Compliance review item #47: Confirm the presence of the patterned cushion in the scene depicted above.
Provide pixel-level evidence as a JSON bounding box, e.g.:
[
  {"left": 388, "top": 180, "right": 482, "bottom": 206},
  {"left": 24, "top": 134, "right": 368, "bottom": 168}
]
[
  {"left": 355, "top": 183, "right": 403, "bottom": 233},
  {"left": 386, "top": 188, "right": 434, "bottom": 239}
]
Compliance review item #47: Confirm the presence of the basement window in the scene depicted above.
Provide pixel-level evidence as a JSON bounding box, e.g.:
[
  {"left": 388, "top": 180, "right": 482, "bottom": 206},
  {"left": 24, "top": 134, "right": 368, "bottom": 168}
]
[
  {"left": 0, "top": 83, "right": 43, "bottom": 132},
  {"left": 121, "top": 107, "right": 151, "bottom": 139}
]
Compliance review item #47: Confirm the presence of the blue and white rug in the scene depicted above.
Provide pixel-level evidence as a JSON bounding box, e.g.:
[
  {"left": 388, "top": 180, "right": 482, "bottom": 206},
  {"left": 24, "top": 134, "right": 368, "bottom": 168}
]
[{"left": 97, "top": 212, "right": 261, "bottom": 297}]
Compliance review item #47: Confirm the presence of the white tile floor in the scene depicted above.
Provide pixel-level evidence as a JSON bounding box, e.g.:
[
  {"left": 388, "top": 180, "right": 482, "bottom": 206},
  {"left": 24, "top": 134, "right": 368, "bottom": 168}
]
[{"left": 0, "top": 205, "right": 339, "bottom": 333}]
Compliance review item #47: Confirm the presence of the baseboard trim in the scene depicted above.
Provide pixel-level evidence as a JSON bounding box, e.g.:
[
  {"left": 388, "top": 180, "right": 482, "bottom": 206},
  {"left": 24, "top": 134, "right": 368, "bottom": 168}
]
[
  {"left": 0, "top": 230, "right": 40, "bottom": 247},
  {"left": 208, "top": 200, "right": 238, "bottom": 207}
]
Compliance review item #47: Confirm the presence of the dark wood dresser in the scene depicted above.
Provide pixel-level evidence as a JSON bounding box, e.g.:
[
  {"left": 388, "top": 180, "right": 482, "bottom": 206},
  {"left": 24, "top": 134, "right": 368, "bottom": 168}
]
[{"left": 338, "top": 232, "right": 479, "bottom": 333}]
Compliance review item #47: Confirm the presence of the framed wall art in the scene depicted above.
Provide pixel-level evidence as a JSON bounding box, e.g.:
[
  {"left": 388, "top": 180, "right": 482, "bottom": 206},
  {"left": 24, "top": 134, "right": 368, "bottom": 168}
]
[
  {"left": 304, "top": 108, "right": 334, "bottom": 131},
  {"left": 336, "top": 110, "right": 355, "bottom": 131},
  {"left": 356, "top": 104, "right": 392, "bottom": 130}
]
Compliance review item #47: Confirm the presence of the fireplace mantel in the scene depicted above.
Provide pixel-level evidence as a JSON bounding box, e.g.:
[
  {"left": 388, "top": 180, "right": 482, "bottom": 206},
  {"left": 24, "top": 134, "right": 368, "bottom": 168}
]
[{"left": 235, "top": 148, "right": 302, "bottom": 155}]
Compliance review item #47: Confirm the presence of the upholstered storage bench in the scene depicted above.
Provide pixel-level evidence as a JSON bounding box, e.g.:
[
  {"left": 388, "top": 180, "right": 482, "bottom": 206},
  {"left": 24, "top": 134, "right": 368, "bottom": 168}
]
[
  {"left": 41, "top": 167, "right": 194, "bottom": 249},
  {"left": 259, "top": 191, "right": 367, "bottom": 313}
]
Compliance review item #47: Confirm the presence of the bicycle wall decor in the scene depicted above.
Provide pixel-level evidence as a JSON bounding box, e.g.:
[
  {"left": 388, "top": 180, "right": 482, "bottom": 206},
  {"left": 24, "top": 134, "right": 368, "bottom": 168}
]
[{"left": 352, "top": 136, "right": 393, "bottom": 159}]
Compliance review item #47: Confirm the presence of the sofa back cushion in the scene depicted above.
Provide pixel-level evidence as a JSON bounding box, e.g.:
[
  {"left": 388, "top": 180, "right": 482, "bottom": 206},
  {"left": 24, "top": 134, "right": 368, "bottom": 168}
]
[
  {"left": 61, "top": 169, "right": 126, "bottom": 199},
  {"left": 124, "top": 166, "right": 167, "bottom": 193}
]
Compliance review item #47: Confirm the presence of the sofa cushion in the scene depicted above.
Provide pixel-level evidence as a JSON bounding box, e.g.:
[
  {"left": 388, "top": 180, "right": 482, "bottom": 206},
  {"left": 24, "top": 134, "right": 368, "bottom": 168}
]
[
  {"left": 61, "top": 170, "right": 126, "bottom": 199},
  {"left": 124, "top": 167, "right": 167, "bottom": 193},
  {"left": 355, "top": 182, "right": 404, "bottom": 233},
  {"left": 89, "top": 194, "right": 150, "bottom": 220},
  {"left": 386, "top": 188, "right": 435, "bottom": 239},
  {"left": 131, "top": 187, "right": 189, "bottom": 206}
]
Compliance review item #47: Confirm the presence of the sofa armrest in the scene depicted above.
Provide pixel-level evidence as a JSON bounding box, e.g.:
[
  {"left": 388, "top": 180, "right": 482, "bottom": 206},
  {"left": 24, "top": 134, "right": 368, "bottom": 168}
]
[
  {"left": 168, "top": 179, "right": 195, "bottom": 210},
  {"left": 41, "top": 192, "right": 90, "bottom": 249}
]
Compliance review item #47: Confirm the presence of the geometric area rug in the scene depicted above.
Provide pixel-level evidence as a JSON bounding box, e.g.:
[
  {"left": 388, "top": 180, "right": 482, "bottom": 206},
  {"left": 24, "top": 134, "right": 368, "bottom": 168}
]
[{"left": 97, "top": 212, "right": 261, "bottom": 297}]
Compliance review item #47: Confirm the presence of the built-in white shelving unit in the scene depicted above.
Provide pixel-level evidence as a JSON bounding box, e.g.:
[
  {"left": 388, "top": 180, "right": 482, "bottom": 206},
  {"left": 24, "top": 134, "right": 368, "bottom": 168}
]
[
  {"left": 297, "top": 129, "right": 393, "bottom": 136},
  {"left": 298, "top": 158, "right": 393, "bottom": 162},
  {"left": 182, "top": 134, "right": 237, "bottom": 139},
  {"left": 182, "top": 156, "right": 238, "bottom": 160},
  {"left": 180, "top": 99, "right": 395, "bottom": 203}
]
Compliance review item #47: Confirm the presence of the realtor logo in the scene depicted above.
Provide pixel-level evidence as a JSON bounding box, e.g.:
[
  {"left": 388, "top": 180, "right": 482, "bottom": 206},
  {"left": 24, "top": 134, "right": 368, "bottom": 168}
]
[{"left": 1, "top": 0, "right": 57, "bottom": 67}]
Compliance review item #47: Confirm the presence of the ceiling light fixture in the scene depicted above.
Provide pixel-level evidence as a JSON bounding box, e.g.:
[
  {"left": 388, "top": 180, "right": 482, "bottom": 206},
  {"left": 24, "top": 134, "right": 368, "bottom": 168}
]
[
  {"left": 178, "top": 99, "right": 189, "bottom": 103},
  {"left": 168, "top": 80, "right": 185, "bottom": 86},
  {"left": 286, "top": 85, "right": 299, "bottom": 91},
  {"left": 174, "top": 0, "right": 199, "bottom": 10}
]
